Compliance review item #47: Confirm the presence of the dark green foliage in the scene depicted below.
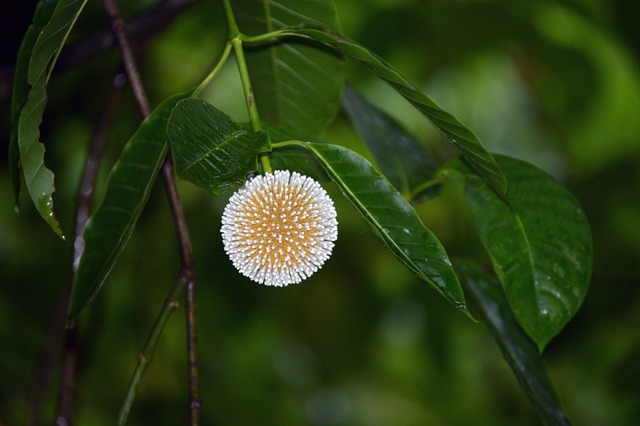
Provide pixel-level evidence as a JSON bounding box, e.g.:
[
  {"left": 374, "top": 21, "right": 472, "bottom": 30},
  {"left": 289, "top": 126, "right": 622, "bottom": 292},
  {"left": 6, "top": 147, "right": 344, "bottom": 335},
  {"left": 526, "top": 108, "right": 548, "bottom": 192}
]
[
  {"left": 232, "top": 0, "right": 344, "bottom": 138},
  {"left": 168, "top": 98, "right": 270, "bottom": 194},
  {"left": 446, "top": 156, "right": 592, "bottom": 350},
  {"left": 342, "top": 86, "right": 439, "bottom": 203},
  {"left": 12, "top": 0, "right": 89, "bottom": 238},
  {"left": 5, "top": 0, "right": 617, "bottom": 424}
]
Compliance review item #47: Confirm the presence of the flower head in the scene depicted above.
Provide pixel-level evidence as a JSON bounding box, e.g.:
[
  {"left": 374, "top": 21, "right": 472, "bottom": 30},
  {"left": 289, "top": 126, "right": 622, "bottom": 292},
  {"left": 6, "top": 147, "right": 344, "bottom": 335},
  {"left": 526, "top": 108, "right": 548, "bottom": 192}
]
[{"left": 221, "top": 170, "right": 338, "bottom": 286}]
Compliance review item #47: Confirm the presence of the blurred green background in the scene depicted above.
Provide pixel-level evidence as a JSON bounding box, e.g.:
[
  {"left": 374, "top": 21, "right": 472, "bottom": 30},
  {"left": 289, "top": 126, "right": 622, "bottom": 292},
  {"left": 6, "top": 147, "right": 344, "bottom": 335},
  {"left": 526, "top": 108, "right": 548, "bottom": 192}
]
[{"left": 1, "top": 0, "right": 639, "bottom": 424}]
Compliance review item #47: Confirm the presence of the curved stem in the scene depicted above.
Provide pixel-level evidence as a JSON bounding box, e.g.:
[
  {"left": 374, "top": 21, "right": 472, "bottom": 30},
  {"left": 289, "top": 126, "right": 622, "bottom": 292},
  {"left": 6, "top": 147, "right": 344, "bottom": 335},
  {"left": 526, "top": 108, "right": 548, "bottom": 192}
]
[
  {"left": 194, "top": 41, "right": 232, "bottom": 97},
  {"left": 239, "top": 28, "right": 291, "bottom": 45}
]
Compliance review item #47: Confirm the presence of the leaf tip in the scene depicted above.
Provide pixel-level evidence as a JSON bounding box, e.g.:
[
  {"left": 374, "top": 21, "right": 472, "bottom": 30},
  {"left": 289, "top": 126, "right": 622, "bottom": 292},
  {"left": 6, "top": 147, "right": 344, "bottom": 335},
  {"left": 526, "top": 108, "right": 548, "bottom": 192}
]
[
  {"left": 36, "top": 194, "right": 65, "bottom": 240},
  {"left": 457, "top": 302, "right": 478, "bottom": 323}
]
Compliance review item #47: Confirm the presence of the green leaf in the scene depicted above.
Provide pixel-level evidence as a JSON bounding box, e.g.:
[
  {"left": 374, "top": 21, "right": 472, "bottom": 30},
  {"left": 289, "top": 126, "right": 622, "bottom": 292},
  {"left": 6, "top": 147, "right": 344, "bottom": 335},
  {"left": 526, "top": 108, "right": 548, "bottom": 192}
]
[
  {"left": 448, "top": 155, "right": 592, "bottom": 350},
  {"left": 14, "top": 0, "right": 89, "bottom": 238},
  {"left": 68, "top": 93, "right": 191, "bottom": 323},
  {"left": 342, "top": 85, "right": 439, "bottom": 203},
  {"left": 272, "top": 140, "right": 471, "bottom": 317},
  {"left": 234, "top": 0, "right": 345, "bottom": 138},
  {"left": 167, "top": 98, "right": 271, "bottom": 194},
  {"left": 9, "top": 0, "right": 58, "bottom": 207},
  {"left": 457, "top": 260, "right": 571, "bottom": 426},
  {"left": 272, "top": 24, "right": 507, "bottom": 196}
]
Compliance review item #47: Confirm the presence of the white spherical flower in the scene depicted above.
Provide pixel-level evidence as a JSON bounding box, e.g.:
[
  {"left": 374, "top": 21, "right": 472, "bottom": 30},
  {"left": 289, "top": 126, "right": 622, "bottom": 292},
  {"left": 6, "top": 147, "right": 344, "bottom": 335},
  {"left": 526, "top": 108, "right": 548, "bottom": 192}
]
[{"left": 221, "top": 170, "right": 338, "bottom": 286}]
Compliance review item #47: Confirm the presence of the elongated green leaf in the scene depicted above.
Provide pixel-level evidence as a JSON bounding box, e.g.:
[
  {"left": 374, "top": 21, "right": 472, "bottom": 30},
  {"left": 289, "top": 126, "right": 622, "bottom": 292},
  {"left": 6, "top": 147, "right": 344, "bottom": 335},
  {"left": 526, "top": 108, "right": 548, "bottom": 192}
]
[
  {"left": 167, "top": 98, "right": 270, "bottom": 195},
  {"left": 457, "top": 261, "right": 571, "bottom": 426},
  {"left": 270, "top": 24, "right": 507, "bottom": 196},
  {"left": 15, "top": 0, "right": 89, "bottom": 238},
  {"left": 342, "top": 85, "right": 439, "bottom": 203},
  {"left": 9, "top": 0, "right": 58, "bottom": 206},
  {"left": 234, "top": 0, "right": 344, "bottom": 138},
  {"left": 448, "top": 155, "right": 592, "bottom": 350},
  {"left": 272, "top": 141, "right": 470, "bottom": 317},
  {"left": 68, "top": 93, "right": 191, "bottom": 322}
]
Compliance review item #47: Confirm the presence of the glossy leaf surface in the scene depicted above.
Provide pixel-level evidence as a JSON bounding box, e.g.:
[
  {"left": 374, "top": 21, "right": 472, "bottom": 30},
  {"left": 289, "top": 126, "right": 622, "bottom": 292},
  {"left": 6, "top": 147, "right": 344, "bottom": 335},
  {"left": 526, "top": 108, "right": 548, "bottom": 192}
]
[
  {"left": 234, "top": 0, "right": 344, "bottom": 138},
  {"left": 272, "top": 24, "right": 507, "bottom": 195},
  {"left": 272, "top": 141, "right": 470, "bottom": 317},
  {"left": 449, "top": 155, "right": 592, "bottom": 350},
  {"left": 68, "top": 93, "right": 191, "bottom": 322},
  {"left": 342, "top": 85, "right": 439, "bottom": 203},
  {"left": 457, "top": 261, "right": 571, "bottom": 426},
  {"left": 14, "top": 0, "right": 88, "bottom": 238},
  {"left": 168, "top": 98, "right": 270, "bottom": 195}
]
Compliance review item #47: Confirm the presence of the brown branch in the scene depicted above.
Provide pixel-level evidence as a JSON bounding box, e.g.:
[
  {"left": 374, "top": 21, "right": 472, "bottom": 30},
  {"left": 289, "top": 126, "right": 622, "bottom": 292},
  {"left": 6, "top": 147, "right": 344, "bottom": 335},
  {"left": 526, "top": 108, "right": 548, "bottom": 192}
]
[{"left": 102, "top": 0, "right": 200, "bottom": 424}]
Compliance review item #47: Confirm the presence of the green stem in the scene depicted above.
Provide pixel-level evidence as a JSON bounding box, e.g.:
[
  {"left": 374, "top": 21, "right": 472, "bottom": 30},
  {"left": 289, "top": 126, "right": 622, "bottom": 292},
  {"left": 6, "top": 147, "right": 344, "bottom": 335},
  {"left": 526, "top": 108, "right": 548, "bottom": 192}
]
[
  {"left": 232, "top": 38, "right": 261, "bottom": 133},
  {"left": 221, "top": 0, "right": 240, "bottom": 37},
  {"left": 260, "top": 153, "right": 273, "bottom": 173},
  {"left": 194, "top": 41, "right": 233, "bottom": 97},
  {"left": 222, "top": 0, "right": 261, "bottom": 133},
  {"left": 239, "top": 29, "right": 291, "bottom": 45},
  {"left": 116, "top": 276, "right": 187, "bottom": 425}
]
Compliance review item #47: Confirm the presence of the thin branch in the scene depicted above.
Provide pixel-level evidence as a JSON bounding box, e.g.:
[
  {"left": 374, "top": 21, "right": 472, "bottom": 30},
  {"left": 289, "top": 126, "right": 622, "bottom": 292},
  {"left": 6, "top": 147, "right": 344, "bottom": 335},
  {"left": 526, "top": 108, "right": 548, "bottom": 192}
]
[
  {"left": 102, "top": 0, "right": 151, "bottom": 116},
  {"left": 102, "top": 0, "right": 200, "bottom": 423},
  {"left": 161, "top": 160, "right": 200, "bottom": 421},
  {"left": 56, "top": 328, "right": 78, "bottom": 425},
  {"left": 117, "top": 275, "right": 186, "bottom": 425}
]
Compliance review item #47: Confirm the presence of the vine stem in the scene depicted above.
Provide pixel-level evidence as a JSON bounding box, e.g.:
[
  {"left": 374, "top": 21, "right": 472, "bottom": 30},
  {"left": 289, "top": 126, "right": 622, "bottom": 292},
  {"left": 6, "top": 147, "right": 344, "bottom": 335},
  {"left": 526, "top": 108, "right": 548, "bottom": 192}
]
[{"left": 102, "top": 0, "right": 199, "bottom": 424}]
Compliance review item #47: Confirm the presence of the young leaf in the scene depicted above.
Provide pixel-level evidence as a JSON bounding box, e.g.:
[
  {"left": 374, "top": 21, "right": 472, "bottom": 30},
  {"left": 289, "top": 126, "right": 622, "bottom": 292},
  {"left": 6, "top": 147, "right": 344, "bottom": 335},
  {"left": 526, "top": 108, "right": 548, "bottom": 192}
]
[
  {"left": 167, "top": 98, "right": 270, "bottom": 195},
  {"left": 269, "top": 24, "right": 507, "bottom": 196},
  {"left": 9, "top": 0, "right": 58, "bottom": 207},
  {"left": 447, "top": 156, "right": 592, "bottom": 350},
  {"left": 14, "top": 0, "right": 89, "bottom": 238},
  {"left": 457, "top": 261, "right": 571, "bottom": 426},
  {"left": 342, "top": 85, "right": 439, "bottom": 203},
  {"left": 68, "top": 93, "right": 192, "bottom": 323},
  {"left": 233, "top": 0, "right": 345, "bottom": 138},
  {"left": 272, "top": 141, "right": 471, "bottom": 318}
]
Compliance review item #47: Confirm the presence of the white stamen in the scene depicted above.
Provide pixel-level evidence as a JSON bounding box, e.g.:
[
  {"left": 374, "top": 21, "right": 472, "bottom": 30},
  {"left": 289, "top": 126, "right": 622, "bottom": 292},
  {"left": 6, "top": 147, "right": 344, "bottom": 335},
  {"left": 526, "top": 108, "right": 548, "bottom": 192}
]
[{"left": 221, "top": 170, "right": 338, "bottom": 286}]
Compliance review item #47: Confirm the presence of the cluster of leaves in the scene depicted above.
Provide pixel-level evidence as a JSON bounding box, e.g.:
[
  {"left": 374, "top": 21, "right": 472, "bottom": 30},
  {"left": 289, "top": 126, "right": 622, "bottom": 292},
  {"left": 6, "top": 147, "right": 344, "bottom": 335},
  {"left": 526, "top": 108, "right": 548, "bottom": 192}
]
[{"left": 10, "top": 0, "right": 592, "bottom": 423}]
